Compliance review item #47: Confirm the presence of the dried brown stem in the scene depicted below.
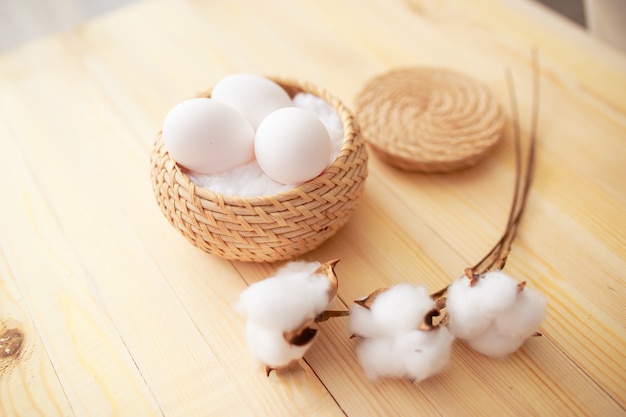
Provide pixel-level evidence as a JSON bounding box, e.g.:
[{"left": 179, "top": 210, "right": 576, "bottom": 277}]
[
  {"left": 469, "top": 50, "right": 540, "bottom": 276},
  {"left": 315, "top": 310, "right": 350, "bottom": 323}
]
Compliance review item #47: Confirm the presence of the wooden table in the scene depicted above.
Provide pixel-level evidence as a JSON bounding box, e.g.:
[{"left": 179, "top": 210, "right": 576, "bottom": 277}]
[{"left": 1, "top": 0, "right": 624, "bottom": 415}]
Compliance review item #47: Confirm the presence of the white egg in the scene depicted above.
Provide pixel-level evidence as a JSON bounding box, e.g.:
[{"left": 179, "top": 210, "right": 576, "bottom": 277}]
[
  {"left": 255, "top": 107, "right": 332, "bottom": 185},
  {"left": 162, "top": 98, "right": 255, "bottom": 175},
  {"left": 211, "top": 74, "right": 293, "bottom": 129}
]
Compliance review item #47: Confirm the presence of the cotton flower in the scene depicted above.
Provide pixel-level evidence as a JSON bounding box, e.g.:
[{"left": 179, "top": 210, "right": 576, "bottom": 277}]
[
  {"left": 236, "top": 259, "right": 339, "bottom": 374},
  {"left": 446, "top": 270, "right": 547, "bottom": 357},
  {"left": 466, "top": 324, "right": 525, "bottom": 357},
  {"left": 236, "top": 261, "right": 332, "bottom": 331},
  {"left": 494, "top": 285, "right": 547, "bottom": 338},
  {"left": 349, "top": 283, "right": 454, "bottom": 381},
  {"left": 357, "top": 327, "right": 454, "bottom": 382},
  {"left": 350, "top": 284, "right": 435, "bottom": 338},
  {"left": 446, "top": 271, "right": 519, "bottom": 339}
]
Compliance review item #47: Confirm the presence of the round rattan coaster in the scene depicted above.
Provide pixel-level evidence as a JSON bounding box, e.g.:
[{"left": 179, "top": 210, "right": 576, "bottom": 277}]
[{"left": 354, "top": 67, "right": 505, "bottom": 173}]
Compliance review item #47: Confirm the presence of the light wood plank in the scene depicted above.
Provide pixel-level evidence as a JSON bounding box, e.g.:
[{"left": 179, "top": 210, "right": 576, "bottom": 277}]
[
  {"left": 0, "top": 244, "right": 74, "bottom": 417},
  {"left": 0, "top": 92, "right": 163, "bottom": 416}
]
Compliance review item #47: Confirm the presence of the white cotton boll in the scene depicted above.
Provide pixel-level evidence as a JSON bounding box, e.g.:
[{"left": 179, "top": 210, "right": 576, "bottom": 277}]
[
  {"left": 235, "top": 261, "right": 330, "bottom": 331},
  {"left": 356, "top": 337, "right": 402, "bottom": 380},
  {"left": 236, "top": 261, "right": 329, "bottom": 330},
  {"left": 348, "top": 284, "right": 434, "bottom": 339},
  {"left": 348, "top": 304, "right": 372, "bottom": 338},
  {"left": 245, "top": 321, "right": 313, "bottom": 368},
  {"left": 352, "top": 282, "right": 456, "bottom": 382},
  {"left": 274, "top": 260, "right": 322, "bottom": 278},
  {"left": 356, "top": 328, "right": 454, "bottom": 381},
  {"left": 465, "top": 285, "right": 546, "bottom": 357},
  {"left": 369, "top": 283, "right": 435, "bottom": 337},
  {"left": 397, "top": 327, "right": 455, "bottom": 382},
  {"left": 446, "top": 276, "right": 491, "bottom": 339},
  {"left": 467, "top": 324, "right": 525, "bottom": 357},
  {"left": 348, "top": 304, "right": 389, "bottom": 339},
  {"left": 292, "top": 92, "right": 344, "bottom": 164},
  {"left": 446, "top": 272, "right": 522, "bottom": 340},
  {"left": 495, "top": 286, "right": 547, "bottom": 339},
  {"left": 474, "top": 271, "right": 520, "bottom": 315},
  {"left": 450, "top": 275, "right": 547, "bottom": 358},
  {"left": 188, "top": 160, "right": 294, "bottom": 197},
  {"left": 270, "top": 261, "right": 333, "bottom": 313}
]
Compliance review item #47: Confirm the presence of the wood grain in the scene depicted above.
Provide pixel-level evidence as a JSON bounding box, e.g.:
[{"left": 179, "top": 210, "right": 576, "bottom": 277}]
[{"left": 0, "top": 0, "right": 624, "bottom": 416}]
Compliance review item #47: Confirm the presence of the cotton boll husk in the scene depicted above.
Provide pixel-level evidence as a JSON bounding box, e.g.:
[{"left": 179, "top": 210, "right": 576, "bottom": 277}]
[
  {"left": 467, "top": 324, "right": 524, "bottom": 357},
  {"left": 369, "top": 283, "right": 435, "bottom": 337},
  {"left": 446, "top": 277, "right": 491, "bottom": 339},
  {"left": 236, "top": 261, "right": 330, "bottom": 331},
  {"left": 474, "top": 271, "right": 520, "bottom": 315},
  {"left": 495, "top": 286, "right": 547, "bottom": 339},
  {"left": 397, "top": 327, "right": 455, "bottom": 382},
  {"left": 356, "top": 337, "right": 402, "bottom": 380},
  {"left": 245, "top": 321, "right": 312, "bottom": 368}
]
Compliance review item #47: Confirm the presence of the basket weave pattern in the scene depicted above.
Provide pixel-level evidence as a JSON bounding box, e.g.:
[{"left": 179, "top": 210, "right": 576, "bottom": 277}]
[
  {"left": 355, "top": 68, "right": 504, "bottom": 173},
  {"left": 150, "top": 79, "right": 368, "bottom": 262}
]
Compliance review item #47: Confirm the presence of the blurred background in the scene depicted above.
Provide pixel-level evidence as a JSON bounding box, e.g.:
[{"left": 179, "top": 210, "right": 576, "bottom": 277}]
[{"left": 0, "top": 0, "right": 623, "bottom": 53}]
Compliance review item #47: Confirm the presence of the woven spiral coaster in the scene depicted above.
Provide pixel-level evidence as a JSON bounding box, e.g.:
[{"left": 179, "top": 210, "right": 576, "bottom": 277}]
[{"left": 354, "top": 67, "right": 505, "bottom": 173}]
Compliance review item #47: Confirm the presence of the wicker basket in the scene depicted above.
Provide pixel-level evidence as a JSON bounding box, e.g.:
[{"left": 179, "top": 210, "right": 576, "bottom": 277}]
[{"left": 150, "top": 78, "right": 368, "bottom": 262}]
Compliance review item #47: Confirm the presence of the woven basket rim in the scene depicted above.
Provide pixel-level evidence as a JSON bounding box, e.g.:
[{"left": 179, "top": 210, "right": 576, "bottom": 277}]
[{"left": 156, "top": 76, "right": 358, "bottom": 207}]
